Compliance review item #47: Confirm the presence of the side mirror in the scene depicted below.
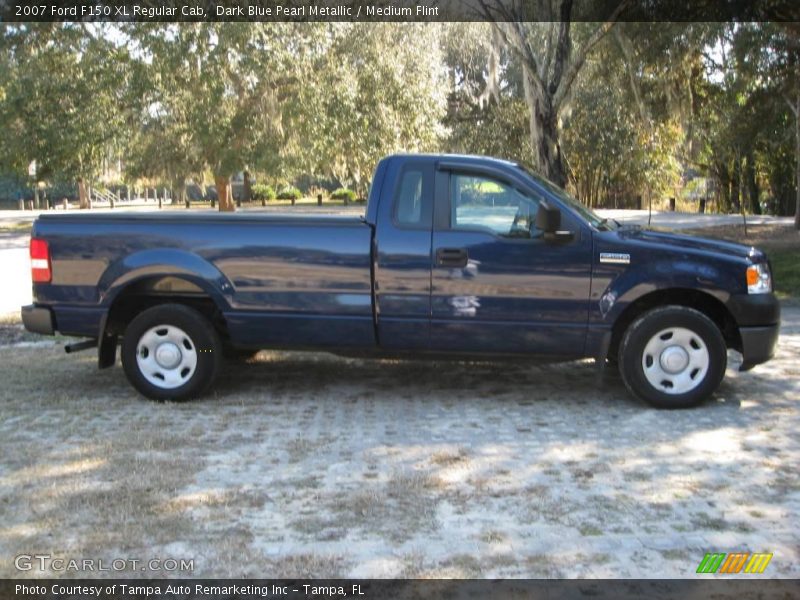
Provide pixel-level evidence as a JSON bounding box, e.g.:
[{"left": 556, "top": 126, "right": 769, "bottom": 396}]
[
  {"left": 536, "top": 201, "right": 574, "bottom": 243},
  {"left": 535, "top": 201, "right": 561, "bottom": 233}
]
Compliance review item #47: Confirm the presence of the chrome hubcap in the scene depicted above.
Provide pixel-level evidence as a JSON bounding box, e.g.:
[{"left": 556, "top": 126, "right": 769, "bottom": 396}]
[
  {"left": 136, "top": 325, "right": 197, "bottom": 389},
  {"left": 642, "top": 327, "right": 709, "bottom": 395},
  {"left": 659, "top": 345, "right": 690, "bottom": 374},
  {"left": 155, "top": 342, "right": 182, "bottom": 369}
]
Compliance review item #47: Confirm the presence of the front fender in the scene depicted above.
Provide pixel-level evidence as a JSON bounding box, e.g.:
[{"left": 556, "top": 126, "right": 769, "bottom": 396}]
[
  {"left": 596, "top": 259, "right": 734, "bottom": 325},
  {"left": 98, "top": 248, "right": 234, "bottom": 310}
]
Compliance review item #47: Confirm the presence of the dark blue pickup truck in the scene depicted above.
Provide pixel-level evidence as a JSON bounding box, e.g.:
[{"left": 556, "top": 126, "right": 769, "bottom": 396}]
[{"left": 22, "top": 154, "right": 780, "bottom": 408}]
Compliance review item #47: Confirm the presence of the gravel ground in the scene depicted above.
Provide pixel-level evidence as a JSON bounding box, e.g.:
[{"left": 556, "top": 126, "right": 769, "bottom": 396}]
[{"left": 0, "top": 305, "right": 798, "bottom": 579}]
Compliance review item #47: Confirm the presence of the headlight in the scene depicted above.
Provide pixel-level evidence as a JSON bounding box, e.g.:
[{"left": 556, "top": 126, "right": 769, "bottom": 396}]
[{"left": 746, "top": 263, "right": 772, "bottom": 294}]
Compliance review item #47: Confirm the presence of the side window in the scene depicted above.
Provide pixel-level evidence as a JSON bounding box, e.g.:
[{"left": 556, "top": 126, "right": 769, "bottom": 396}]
[
  {"left": 394, "top": 169, "right": 425, "bottom": 226},
  {"left": 451, "top": 174, "right": 540, "bottom": 238}
]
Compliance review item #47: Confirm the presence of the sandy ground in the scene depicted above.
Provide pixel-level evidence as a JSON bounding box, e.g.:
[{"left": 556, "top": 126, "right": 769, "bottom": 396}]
[{"left": 0, "top": 305, "right": 798, "bottom": 579}]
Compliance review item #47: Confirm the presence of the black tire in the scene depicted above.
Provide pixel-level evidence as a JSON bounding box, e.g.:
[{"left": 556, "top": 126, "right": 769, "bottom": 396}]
[
  {"left": 618, "top": 305, "right": 726, "bottom": 409},
  {"left": 121, "top": 303, "right": 221, "bottom": 401}
]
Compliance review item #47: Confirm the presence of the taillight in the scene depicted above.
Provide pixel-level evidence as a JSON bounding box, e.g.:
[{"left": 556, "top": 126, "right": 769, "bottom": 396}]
[{"left": 30, "top": 238, "right": 51, "bottom": 283}]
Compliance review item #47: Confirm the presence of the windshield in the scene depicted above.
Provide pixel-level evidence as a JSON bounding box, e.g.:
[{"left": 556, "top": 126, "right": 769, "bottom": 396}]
[{"left": 521, "top": 167, "right": 616, "bottom": 230}]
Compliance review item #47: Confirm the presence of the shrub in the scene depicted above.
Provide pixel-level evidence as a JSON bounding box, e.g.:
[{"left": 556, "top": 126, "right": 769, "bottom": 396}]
[
  {"left": 331, "top": 188, "right": 357, "bottom": 203},
  {"left": 252, "top": 184, "right": 276, "bottom": 202},
  {"left": 276, "top": 186, "right": 302, "bottom": 201}
]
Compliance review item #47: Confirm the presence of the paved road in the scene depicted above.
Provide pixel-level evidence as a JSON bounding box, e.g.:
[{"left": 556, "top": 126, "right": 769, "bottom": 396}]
[
  {"left": 1, "top": 306, "right": 798, "bottom": 578},
  {"left": 0, "top": 232, "right": 31, "bottom": 315}
]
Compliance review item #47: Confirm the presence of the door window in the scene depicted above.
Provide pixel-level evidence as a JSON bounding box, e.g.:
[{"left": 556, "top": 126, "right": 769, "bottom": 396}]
[{"left": 451, "top": 174, "right": 540, "bottom": 238}]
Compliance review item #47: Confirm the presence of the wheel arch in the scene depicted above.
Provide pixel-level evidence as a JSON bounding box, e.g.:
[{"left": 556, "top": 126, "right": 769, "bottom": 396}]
[
  {"left": 607, "top": 288, "right": 742, "bottom": 363},
  {"left": 98, "top": 273, "right": 232, "bottom": 368}
]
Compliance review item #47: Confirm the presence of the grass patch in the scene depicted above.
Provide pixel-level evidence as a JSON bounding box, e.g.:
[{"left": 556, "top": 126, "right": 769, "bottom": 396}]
[{"left": 768, "top": 248, "right": 800, "bottom": 300}]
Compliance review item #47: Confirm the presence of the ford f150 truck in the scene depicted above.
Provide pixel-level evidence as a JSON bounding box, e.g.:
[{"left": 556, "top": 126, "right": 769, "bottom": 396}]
[{"left": 22, "top": 154, "right": 780, "bottom": 408}]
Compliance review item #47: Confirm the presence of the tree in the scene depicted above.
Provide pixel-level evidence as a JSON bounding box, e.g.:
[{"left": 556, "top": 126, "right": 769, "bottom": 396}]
[
  {"left": 0, "top": 24, "right": 129, "bottom": 208},
  {"left": 129, "top": 23, "right": 304, "bottom": 211},
  {"left": 299, "top": 23, "right": 448, "bottom": 195},
  {"left": 478, "top": 0, "right": 631, "bottom": 186},
  {"left": 700, "top": 23, "right": 800, "bottom": 223},
  {"left": 441, "top": 23, "right": 533, "bottom": 165}
]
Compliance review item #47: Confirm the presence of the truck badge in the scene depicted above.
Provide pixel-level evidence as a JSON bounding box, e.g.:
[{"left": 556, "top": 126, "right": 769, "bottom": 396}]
[{"left": 600, "top": 253, "right": 630, "bottom": 264}]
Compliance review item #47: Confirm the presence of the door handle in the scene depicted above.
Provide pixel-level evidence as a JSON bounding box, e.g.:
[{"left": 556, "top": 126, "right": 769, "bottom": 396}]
[{"left": 436, "top": 248, "right": 469, "bottom": 268}]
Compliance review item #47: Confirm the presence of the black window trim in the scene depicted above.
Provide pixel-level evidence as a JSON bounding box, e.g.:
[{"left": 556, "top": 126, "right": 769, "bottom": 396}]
[{"left": 391, "top": 162, "right": 434, "bottom": 231}]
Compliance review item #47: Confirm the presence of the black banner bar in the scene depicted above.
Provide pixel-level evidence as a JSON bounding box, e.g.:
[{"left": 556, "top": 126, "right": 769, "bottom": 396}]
[
  {"left": 2, "top": 579, "right": 800, "bottom": 600},
  {"left": 1, "top": 0, "right": 799, "bottom": 23}
]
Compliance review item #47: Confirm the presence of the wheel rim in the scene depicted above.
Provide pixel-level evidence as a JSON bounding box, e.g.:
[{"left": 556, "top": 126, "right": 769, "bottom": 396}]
[
  {"left": 135, "top": 324, "right": 198, "bottom": 389},
  {"left": 641, "top": 327, "right": 709, "bottom": 395}
]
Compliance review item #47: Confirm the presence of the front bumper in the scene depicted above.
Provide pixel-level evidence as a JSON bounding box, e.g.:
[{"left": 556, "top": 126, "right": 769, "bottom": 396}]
[
  {"left": 21, "top": 304, "right": 54, "bottom": 335},
  {"left": 739, "top": 323, "right": 780, "bottom": 372},
  {"left": 725, "top": 293, "right": 781, "bottom": 371}
]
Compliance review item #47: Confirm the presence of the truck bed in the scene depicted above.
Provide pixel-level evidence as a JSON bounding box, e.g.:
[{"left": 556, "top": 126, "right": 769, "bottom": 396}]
[{"left": 32, "top": 212, "right": 376, "bottom": 348}]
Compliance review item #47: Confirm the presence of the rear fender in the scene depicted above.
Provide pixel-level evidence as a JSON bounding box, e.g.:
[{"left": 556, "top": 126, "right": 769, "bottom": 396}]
[
  {"left": 96, "top": 249, "right": 234, "bottom": 368},
  {"left": 98, "top": 249, "right": 234, "bottom": 309}
]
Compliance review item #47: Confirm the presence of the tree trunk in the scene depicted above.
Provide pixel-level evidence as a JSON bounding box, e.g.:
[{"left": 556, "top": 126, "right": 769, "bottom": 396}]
[
  {"left": 215, "top": 175, "right": 235, "bottom": 212},
  {"left": 744, "top": 152, "right": 761, "bottom": 215},
  {"left": 795, "top": 92, "right": 800, "bottom": 229},
  {"left": 732, "top": 154, "right": 742, "bottom": 214},
  {"left": 78, "top": 178, "right": 89, "bottom": 209},
  {"left": 243, "top": 170, "right": 252, "bottom": 204},
  {"left": 716, "top": 163, "right": 731, "bottom": 213},
  {"left": 172, "top": 178, "right": 186, "bottom": 208},
  {"left": 522, "top": 66, "right": 567, "bottom": 188}
]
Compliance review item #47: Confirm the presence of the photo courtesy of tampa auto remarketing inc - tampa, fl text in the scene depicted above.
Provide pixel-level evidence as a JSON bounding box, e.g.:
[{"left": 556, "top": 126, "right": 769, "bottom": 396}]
[{"left": 0, "top": 1, "right": 799, "bottom": 599}]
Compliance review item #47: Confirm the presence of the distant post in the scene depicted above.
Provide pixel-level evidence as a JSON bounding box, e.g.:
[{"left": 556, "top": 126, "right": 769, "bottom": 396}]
[
  {"left": 317, "top": 194, "right": 322, "bottom": 206},
  {"left": 669, "top": 197, "right": 676, "bottom": 211}
]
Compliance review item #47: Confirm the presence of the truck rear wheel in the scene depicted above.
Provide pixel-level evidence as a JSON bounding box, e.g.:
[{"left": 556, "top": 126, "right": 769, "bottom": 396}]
[
  {"left": 121, "top": 304, "right": 221, "bottom": 401},
  {"left": 618, "top": 306, "right": 726, "bottom": 409}
]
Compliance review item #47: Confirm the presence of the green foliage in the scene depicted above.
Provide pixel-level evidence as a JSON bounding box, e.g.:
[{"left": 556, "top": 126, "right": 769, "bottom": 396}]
[
  {"left": 251, "top": 183, "right": 276, "bottom": 202},
  {"left": 0, "top": 24, "right": 131, "bottom": 184},
  {"left": 330, "top": 187, "right": 356, "bottom": 202},
  {"left": 769, "top": 248, "right": 800, "bottom": 299},
  {"left": 0, "top": 21, "right": 796, "bottom": 222},
  {"left": 297, "top": 23, "right": 448, "bottom": 195},
  {"left": 276, "top": 186, "right": 301, "bottom": 200}
]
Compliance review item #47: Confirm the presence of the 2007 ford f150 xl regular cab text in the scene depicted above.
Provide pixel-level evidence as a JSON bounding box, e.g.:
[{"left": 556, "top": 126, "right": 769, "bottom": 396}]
[{"left": 22, "top": 154, "right": 780, "bottom": 408}]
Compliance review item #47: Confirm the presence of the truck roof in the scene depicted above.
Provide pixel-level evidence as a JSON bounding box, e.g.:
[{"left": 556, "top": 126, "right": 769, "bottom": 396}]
[{"left": 383, "top": 153, "right": 522, "bottom": 169}]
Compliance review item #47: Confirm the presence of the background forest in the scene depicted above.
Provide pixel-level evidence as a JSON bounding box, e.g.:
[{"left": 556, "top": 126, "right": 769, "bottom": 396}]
[{"left": 1, "top": 21, "right": 798, "bottom": 225}]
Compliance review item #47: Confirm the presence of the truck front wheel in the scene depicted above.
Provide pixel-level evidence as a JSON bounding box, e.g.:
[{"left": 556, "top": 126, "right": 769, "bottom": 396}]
[
  {"left": 618, "top": 306, "right": 727, "bottom": 409},
  {"left": 121, "top": 304, "right": 221, "bottom": 401}
]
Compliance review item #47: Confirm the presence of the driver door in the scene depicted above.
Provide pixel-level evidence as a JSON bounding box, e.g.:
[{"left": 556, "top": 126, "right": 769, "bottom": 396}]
[{"left": 430, "top": 170, "right": 592, "bottom": 356}]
